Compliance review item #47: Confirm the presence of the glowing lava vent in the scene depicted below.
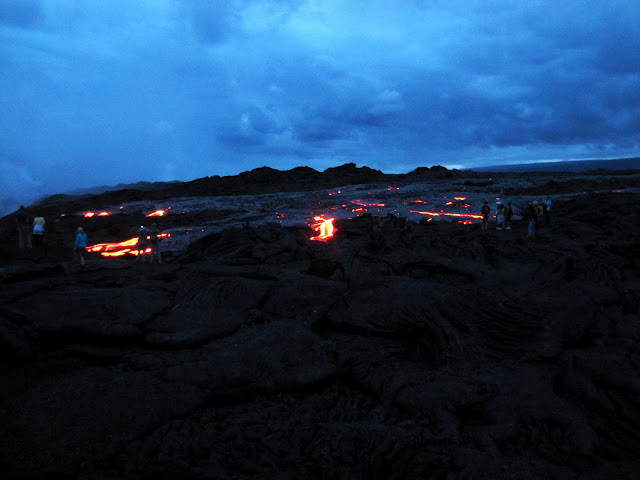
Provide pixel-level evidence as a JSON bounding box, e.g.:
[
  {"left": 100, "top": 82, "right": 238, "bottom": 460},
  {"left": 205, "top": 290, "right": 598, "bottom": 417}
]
[{"left": 309, "top": 216, "right": 337, "bottom": 241}]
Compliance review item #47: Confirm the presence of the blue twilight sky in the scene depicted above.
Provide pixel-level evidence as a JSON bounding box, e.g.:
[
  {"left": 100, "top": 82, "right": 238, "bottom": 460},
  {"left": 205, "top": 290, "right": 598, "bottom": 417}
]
[{"left": 1, "top": 0, "right": 639, "bottom": 214}]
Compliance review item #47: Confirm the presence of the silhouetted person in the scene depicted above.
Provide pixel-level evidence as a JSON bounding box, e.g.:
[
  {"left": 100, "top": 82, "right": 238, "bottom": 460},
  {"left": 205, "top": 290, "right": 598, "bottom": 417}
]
[
  {"left": 481, "top": 201, "right": 490, "bottom": 230},
  {"left": 136, "top": 225, "right": 150, "bottom": 262},
  {"left": 15, "top": 206, "right": 32, "bottom": 248},
  {"left": 505, "top": 202, "right": 514, "bottom": 230},
  {"left": 147, "top": 223, "right": 162, "bottom": 264},
  {"left": 496, "top": 202, "right": 505, "bottom": 230},
  {"left": 74, "top": 227, "right": 87, "bottom": 265},
  {"left": 525, "top": 202, "right": 537, "bottom": 237}
]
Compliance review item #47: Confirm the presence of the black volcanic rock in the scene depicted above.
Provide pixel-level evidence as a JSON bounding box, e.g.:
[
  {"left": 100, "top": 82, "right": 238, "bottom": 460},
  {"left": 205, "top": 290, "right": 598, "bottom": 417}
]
[{"left": 0, "top": 169, "right": 640, "bottom": 478}]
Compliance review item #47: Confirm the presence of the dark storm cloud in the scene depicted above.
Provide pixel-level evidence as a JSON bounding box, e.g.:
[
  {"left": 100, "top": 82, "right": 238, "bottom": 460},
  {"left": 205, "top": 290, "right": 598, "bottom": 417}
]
[
  {"left": 0, "top": 0, "right": 43, "bottom": 29},
  {"left": 0, "top": 0, "right": 638, "bottom": 214},
  {"left": 182, "top": 0, "right": 305, "bottom": 44},
  {"left": 183, "top": 0, "right": 235, "bottom": 44}
]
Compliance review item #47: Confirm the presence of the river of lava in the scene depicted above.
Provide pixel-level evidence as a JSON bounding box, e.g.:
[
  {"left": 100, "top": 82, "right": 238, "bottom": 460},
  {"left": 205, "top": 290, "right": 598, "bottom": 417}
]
[
  {"left": 86, "top": 233, "right": 170, "bottom": 257},
  {"left": 409, "top": 210, "right": 483, "bottom": 220}
]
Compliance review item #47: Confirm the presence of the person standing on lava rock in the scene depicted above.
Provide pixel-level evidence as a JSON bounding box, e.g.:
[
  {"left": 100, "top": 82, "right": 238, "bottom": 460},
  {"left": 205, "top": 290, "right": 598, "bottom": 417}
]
[
  {"left": 147, "top": 223, "right": 162, "bottom": 264},
  {"left": 526, "top": 202, "right": 537, "bottom": 237},
  {"left": 32, "top": 215, "right": 46, "bottom": 255},
  {"left": 74, "top": 227, "right": 87, "bottom": 265},
  {"left": 15, "top": 205, "right": 32, "bottom": 248},
  {"left": 136, "top": 225, "right": 150, "bottom": 261},
  {"left": 505, "top": 201, "right": 514, "bottom": 230},
  {"left": 544, "top": 196, "right": 552, "bottom": 224},
  {"left": 495, "top": 202, "right": 506, "bottom": 230},
  {"left": 481, "top": 201, "right": 491, "bottom": 230}
]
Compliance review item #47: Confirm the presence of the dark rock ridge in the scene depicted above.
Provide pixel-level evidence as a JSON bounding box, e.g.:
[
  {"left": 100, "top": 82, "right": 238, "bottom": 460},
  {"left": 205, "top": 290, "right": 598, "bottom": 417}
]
[
  {"left": 0, "top": 179, "right": 639, "bottom": 478},
  {"left": 2, "top": 161, "right": 638, "bottom": 240}
]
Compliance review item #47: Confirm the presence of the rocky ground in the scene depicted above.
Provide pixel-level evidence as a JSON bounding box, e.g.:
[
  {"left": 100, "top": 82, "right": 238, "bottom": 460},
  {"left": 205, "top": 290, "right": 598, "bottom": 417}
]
[{"left": 0, "top": 166, "right": 639, "bottom": 479}]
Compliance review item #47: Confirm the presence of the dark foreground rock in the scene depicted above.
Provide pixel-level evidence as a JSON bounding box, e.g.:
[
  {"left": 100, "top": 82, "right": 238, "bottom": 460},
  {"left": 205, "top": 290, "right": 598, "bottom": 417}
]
[{"left": 1, "top": 191, "right": 639, "bottom": 479}]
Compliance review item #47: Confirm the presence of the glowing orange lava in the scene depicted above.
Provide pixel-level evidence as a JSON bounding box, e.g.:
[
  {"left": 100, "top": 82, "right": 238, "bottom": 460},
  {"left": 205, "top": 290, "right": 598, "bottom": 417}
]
[
  {"left": 83, "top": 211, "right": 112, "bottom": 218},
  {"left": 147, "top": 210, "right": 166, "bottom": 217},
  {"left": 86, "top": 233, "right": 171, "bottom": 257},
  {"left": 310, "top": 216, "right": 337, "bottom": 241},
  {"left": 351, "top": 200, "right": 386, "bottom": 207},
  {"left": 86, "top": 237, "right": 139, "bottom": 256},
  {"left": 454, "top": 196, "right": 467, "bottom": 200},
  {"left": 410, "top": 210, "right": 483, "bottom": 220}
]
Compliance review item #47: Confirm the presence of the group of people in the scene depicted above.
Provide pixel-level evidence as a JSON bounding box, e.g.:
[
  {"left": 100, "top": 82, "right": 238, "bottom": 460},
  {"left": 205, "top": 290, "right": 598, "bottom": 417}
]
[
  {"left": 524, "top": 197, "right": 552, "bottom": 236},
  {"left": 15, "top": 205, "right": 47, "bottom": 251},
  {"left": 481, "top": 196, "right": 552, "bottom": 235},
  {"left": 15, "top": 206, "right": 162, "bottom": 265},
  {"left": 481, "top": 200, "right": 514, "bottom": 230}
]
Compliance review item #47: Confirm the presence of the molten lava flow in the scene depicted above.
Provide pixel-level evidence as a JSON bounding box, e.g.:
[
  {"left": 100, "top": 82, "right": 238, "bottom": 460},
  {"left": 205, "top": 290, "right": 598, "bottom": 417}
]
[
  {"left": 83, "top": 211, "right": 112, "bottom": 217},
  {"left": 309, "top": 216, "right": 337, "bottom": 241},
  {"left": 87, "top": 237, "right": 139, "bottom": 256},
  {"left": 147, "top": 210, "right": 166, "bottom": 217},
  {"left": 86, "top": 233, "right": 171, "bottom": 257},
  {"left": 454, "top": 196, "right": 467, "bottom": 200},
  {"left": 351, "top": 200, "right": 386, "bottom": 207},
  {"left": 410, "top": 210, "right": 483, "bottom": 220}
]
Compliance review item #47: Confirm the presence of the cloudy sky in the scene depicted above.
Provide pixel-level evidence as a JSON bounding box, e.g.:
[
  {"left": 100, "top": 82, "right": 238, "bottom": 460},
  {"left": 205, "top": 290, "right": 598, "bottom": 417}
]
[{"left": 1, "top": 0, "right": 639, "bottom": 213}]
